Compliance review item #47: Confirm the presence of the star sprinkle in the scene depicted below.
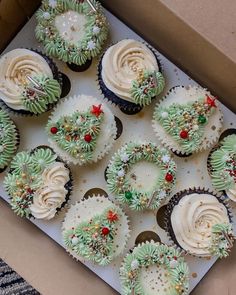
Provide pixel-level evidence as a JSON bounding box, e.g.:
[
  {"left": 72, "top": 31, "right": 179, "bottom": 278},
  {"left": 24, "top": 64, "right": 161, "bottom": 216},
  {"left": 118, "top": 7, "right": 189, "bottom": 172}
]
[
  {"left": 48, "top": 0, "right": 57, "bottom": 8},
  {"left": 161, "top": 154, "right": 170, "bottom": 163},
  {"left": 92, "top": 26, "right": 101, "bottom": 35},
  {"left": 87, "top": 40, "right": 96, "bottom": 50},
  {"left": 206, "top": 95, "right": 217, "bottom": 108},
  {"left": 120, "top": 153, "right": 129, "bottom": 163},
  {"left": 91, "top": 104, "right": 103, "bottom": 117}
]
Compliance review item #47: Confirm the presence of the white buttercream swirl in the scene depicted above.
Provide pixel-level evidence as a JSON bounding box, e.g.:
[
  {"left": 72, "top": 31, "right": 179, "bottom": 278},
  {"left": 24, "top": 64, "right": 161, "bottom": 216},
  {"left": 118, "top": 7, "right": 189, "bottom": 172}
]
[
  {"left": 171, "top": 193, "right": 230, "bottom": 256},
  {"left": 30, "top": 184, "right": 67, "bottom": 220},
  {"left": 42, "top": 162, "right": 70, "bottom": 186},
  {"left": 0, "top": 49, "right": 52, "bottom": 110},
  {"left": 101, "top": 39, "right": 159, "bottom": 102}
]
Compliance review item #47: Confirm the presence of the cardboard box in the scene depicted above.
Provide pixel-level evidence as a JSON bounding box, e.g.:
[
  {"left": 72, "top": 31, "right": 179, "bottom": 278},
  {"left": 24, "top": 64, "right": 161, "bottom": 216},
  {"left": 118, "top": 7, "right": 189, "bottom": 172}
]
[{"left": 0, "top": 1, "right": 236, "bottom": 295}]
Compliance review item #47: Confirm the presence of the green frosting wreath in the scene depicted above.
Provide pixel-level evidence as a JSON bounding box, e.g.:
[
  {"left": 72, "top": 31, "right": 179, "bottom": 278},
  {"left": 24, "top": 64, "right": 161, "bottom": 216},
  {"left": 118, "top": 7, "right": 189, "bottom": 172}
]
[
  {"left": 0, "top": 109, "right": 18, "bottom": 170},
  {"left": 210, "top": 134, "right": 236, "bottom": 192},
  {"left": 131, "top": 70, "right": 165, "bottom": 106},
  {"left": 35, "top": 0, "right": 109, "bottom": 65},
  {"left": 153, "top": 94, "right": 217, "bottom": 154},
  {"left": 120, "top": 241, "right": 189, "bottom": 295},
  {"left": 21, "top": 74, "right": 61, "bottom": 114},
  {"left": 63, "top": 206, "right": 121, "bottom": 265},
  {"left": 47, "top": 104, "right": 104, "bottom": 163},
  {"left": 106, "top": 143, "right": 177, "bottom": 210},
  {"left": 209, "top": 223, "right": 235, "bottom": 259},
  {"left": 4, "top": 147, "right": 68, "bottom": 218}
]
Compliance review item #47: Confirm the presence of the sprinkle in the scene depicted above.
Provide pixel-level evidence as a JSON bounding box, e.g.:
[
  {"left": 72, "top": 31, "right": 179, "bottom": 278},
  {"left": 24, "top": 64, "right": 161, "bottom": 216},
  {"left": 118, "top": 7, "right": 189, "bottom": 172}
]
[{"left": 87, "top": 40, "right": 96, "bottom": 50}]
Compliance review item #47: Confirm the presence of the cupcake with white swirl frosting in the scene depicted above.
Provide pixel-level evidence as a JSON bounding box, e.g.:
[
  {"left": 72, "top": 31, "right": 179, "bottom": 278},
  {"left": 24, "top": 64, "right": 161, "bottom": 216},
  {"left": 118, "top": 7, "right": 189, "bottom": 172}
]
[
  {"left": 4, "top": 146, "right": 73, "bottom": 220},
  {"left": 165, "top": 188, "right": 234, "bottom": 259},
  {"left": 0, "top": 48, "right": 62, "bottom": 116},
  {"left": 98, "top": 39, "right": 165, "bottom": 114}
]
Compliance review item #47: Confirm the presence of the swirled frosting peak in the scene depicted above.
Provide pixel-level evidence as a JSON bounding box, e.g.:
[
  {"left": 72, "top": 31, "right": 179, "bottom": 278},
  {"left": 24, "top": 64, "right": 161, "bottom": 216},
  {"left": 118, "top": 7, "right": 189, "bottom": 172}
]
[
  {"left": 171, "top": 193, "right": 230, "bottom": 257},
  {"left": 101, "top": 39, "right": 159, "bottom": 102}
]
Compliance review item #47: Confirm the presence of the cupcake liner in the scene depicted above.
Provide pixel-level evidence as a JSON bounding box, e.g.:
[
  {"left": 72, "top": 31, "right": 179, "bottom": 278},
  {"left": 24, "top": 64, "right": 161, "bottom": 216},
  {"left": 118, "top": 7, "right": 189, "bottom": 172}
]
[
  {"left": 0, "top": 48, "right": 63, "bottom": 117},
  {"left": 47, "top": 95, "right": 117, "bottom": 165},
  {"left": 97, "top": 40, "right": 164, "bottom": 115},
  {"left": 152, "top": 85, "right": 224, "bottom": 156},
  {"left": 164, "top": 187, "right": 233, "bottom": 258},
  {"left": 59, "top": 72, "right": 71, "bottom": 98},
  {"left": 0, "top": 120, "right": 20, "bottom": 173},
  {"left": 61, "top": 194, "right": 131, "bottom": 265},
  {"left": 219, "top": 128, "right": 236, "bottom": 142},
  {"left": 66, "top": 59, "right": 93, "bottom": 72}
]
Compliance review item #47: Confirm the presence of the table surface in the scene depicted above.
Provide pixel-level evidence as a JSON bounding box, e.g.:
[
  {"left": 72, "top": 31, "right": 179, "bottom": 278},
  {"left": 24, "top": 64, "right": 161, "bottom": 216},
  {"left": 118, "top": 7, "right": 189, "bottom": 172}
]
[{"left": 0, "top": 6, "right": 236, "bottom": 295}]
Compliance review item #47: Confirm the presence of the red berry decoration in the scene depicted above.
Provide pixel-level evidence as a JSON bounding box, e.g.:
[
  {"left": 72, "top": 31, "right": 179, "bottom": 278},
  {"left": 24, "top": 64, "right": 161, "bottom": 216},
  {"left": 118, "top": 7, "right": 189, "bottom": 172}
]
[
  {"left": 180, "top": 130, "right": 188, "bottom": 139},
  {"left": 206, "top": 95, "right": 217, "bottom": 108},
  {"left": 50, "top": 127, "right": 58, "bottom": 134},
  {"left": 165, "top": 173, "right": 173, "bottom": 182},
  {"left": 84, "top": 134, "right": 92, "bottom": 142},
  {"left": 91, "top": 104, "right": 103, "bottom": 117},
  {"left": 102, "top": 227, "right": 110, "bottom": 236}
]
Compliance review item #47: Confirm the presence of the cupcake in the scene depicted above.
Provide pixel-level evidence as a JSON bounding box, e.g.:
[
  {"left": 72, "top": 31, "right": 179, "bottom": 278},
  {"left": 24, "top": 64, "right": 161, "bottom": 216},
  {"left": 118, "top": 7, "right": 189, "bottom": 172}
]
[
  {"left": 98, "top": 39, "right": 165, "bottom": 113},
  {"left": 208, "top": 134, "right": 236, "bottom": 201},
  {"left": 0, "top": 108, "right": 19, "bottom": 172},
  {"left": 62, "top": 195, "right": 130, "bottom": 266},
  {"left": 0, "top": 48, "right": 62, "bottom": 116},
  {"left": 106, "top": 142, "right": 177, "bottom": 210},
  {"left": 120, "top": 241, "right": 189, "bottom": 295},
  {"left": 4, "top": 146, "right": 72, "bottom": 220},
  {"left": 35, "top": 0, "right": 109, "bottom": 71},
  {"left": 152, "top": 85, "right": 223, "bottom": 156},
  {"left": 165, "top": 188, "right": 234, "bottom": 259},
  {"left": 46, "top": 95, "right": 117, "bottom": 165}
]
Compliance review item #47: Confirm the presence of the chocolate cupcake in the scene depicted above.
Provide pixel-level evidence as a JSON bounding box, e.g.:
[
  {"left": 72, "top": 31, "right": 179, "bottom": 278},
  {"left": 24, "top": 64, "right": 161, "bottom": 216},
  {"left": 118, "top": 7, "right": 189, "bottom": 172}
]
[
  {"left": 4, "top": 146, "right": 72, "bottom": 220},
  {"left": 165, "top": 188, "right": 234, "bottom": 259},
  {"left": 46, "top": 94, "right": 117, "bottom": 165},
  {"left": 98, "top": 39, "right": 165, "bottom": 114},
  {"left": 0, "top": 108, "right": 19, "bottom": 172},
  {"left": 62, "top": 194, "right": 130, "bottom": 266},
  {"left": 35, "top": 0, "right": 109, "bottom": 71},
  {"left": 106, "top": 142, "right": 177, "bottom": 210},
  {"left": 208, "top": 133, "right": 236, "bottom": 201},
  {"left": 152, "top": 85, "right": 223, "bottom": 156},
  {"left": 120, "top": 241, "right": 189, "bottom": 295},
  {"left": 0, "top": 48, "right": 62, "bottom": 116}
]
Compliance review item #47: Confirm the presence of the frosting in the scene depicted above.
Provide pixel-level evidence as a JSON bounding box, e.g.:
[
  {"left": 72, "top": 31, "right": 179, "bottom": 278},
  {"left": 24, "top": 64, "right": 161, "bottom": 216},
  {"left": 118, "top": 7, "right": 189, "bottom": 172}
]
[
  {"left": 106, "top": 143, "right": 177, "bottom": 210},
  {"left": 35, "top": 0, "right": 109, "bottom": 65},
  {"left": 152, "top": 85, "right": 223, "bottom": 154},
  {"left": 62, "top": 196, "right": 130, "bottom": 265},
  {"left": 42, "top": 162, "right": 70, "bottom": 186},
  {"left": 30, "top": 184, "right": 67, "bottom": 220},
  {"left": 4, "top": 147, "right": 70, "bottom": 219},
  {"left": 120, "top": 241, "right": 189, "bottom": 295},
  {"left": 101, "top": 39, "right": 160, "bottom": 103},
  {"left": 0, "top": 108, "right": 18, "bottom": 170},
  {"left": 210, "top": 134, "right": 236, "bottom": 201},
  {"left": 47, "top": 95, "right": 117, "bottom": 165},
  {"left": 0, "top": 49, "right": 61, "bottom": 113},
  {"left": 171, "top": 193, "right": 230, "bottom": 256}
]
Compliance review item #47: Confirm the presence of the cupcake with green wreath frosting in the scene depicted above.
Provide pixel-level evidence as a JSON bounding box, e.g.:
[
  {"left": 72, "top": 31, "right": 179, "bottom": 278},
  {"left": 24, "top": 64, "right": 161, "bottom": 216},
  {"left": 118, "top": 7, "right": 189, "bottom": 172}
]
[
  {"left": 4, "top": 146, "right": 72, "bottom": 220},
  {"left": 120, "top": 241, "right": 189, "bottom": 295},
  {"left": 0, "top": 48, "right": 62, "bottom": 116},
  {"left": 208, "top": 134, "right": 236, "bottom": 201},
  {"left": 62, "top": 194, "right": 130, "bottom": 266},
  {"left": 46, "top": 94, "right": 117, "bottom": 165},
  {"left": 98, "top": 39, "right": 165, "bottom": 114},
  {"left": 36, "top": 0, "right": 109, "bottom": 71},
  {"left": 152, "top": 85, "right": 223, "bottom": 156},
  {"left": 0, "top": 108, "right": 19, "bottom": 172},
  {"left": 106, "top": 142, "right": 177, "bottom": 211}
]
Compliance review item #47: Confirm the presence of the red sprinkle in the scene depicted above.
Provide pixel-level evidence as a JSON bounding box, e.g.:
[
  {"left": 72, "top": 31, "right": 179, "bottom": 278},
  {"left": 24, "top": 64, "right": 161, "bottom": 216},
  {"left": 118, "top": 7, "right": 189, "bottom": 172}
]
[
  {"left": 107, "top": 210, "right": 119, "bottom": 222},
  {"left": 84, "top": 134, "right": 92, "bottom": 143},
  {"left": 91, "top": 104, "right": 103, "bottom": 117},
  {"left": 165, "top": 173, "right": 173, "bottom": 182},
  {"left": 180, "top": 130, "right": 188, "bottom": 139},
  {"left": 206, "top": 95, "right": 217, "bottom": 108},
  {"left": 102, "top": 227, "right": 110, "bottom": 236},
  {"left": 50, "top": 127, "right": 58, "bottom": 134}
]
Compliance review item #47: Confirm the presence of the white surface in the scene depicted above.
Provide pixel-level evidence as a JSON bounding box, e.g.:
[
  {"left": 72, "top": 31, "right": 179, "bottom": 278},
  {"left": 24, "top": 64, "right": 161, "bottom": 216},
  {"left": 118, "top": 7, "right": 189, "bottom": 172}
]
[{"left": 0, "top": 9, "right": 236, "bottom": 294}]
